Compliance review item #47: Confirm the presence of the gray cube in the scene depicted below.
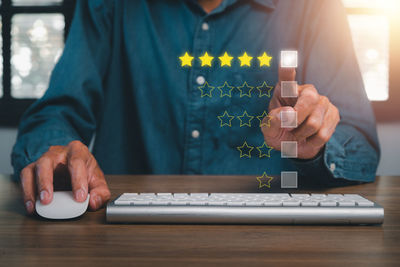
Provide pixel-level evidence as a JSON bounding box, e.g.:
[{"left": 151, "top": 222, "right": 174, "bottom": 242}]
[{"left": 281, "top": 171, "right": 298, "bottom": 188}]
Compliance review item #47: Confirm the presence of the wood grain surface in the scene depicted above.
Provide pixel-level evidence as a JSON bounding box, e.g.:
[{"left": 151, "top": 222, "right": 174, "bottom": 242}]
[{"left": 0, "top": 174, "right": 399, "bottom": 266}]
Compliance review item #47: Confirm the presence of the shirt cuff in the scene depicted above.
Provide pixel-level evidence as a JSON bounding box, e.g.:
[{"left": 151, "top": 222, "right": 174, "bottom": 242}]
[
  {"left": 11, "top": 129, "right": 80, "bottom": 182},
  {"left": 290, "top": 124, "right": 378, "bottom": 185}
]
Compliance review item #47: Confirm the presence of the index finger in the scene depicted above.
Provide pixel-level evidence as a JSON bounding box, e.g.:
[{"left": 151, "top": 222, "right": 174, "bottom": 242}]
[
  {"left": 67, "top": 141, "right": 90, "bottom": 202},
  {"left": 279, "top": 50, "right": 297, "bottom": 82}
]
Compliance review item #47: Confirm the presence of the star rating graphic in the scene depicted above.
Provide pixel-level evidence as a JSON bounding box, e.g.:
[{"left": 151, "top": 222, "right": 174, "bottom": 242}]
[
  {"left": 219, "top": 52, "right": 234, "bottom": 67},
  {"left": 256, "top": 81, "right": 274, "bottom": 98},
  {"left": 256, "top": 172, "right": 274, "bottom": 189},
  {"left": 256, "top": 142, "right": 273, "bottom": 158},
  {"left": 237, "top": 141, "right": 254, "bottom": 158},
  {"left": 179, "top": 49, "right": 298, "bottom": 191},
  {"left": 199, "top": 52, "right": 214, "bottom": 67},
  {"left": 238, "top": 52, "right": 253, "bottom": 67},
  {"left": 237, "top": 81, "right": 254, "bottom": 98},
  {"left": 217, "top": 111, "right": 235, "bottom": 127},
  {"left": 197, "top": 81, "right": 272, "bottom": 98},
  {"left": 179, "top": 52, "right": 194, "bottom": 67},
  {"left": 198, "top": 81, "right": 215, "bottom": 97},
  {"left": 257, "top": 52, "right": 273, "bottom": 67},
  {"left": 216, "top": 111, "right": 273, "bottom": 128},
  {"left": 256, "top": 111, "right": 272, "bottom": 127},
  {"left": 179, "top": 51, "right": 272, "bottom": 68},
  {"left": 217, "top": 81, "right": 235, "bottom": 97},
  {"left": 237, "top": 110, "right": 254, "bottom": 127}
]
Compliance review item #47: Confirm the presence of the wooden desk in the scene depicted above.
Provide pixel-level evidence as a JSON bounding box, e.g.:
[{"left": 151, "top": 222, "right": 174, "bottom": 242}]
[{"left": 0, "top": 174, "right": 399, "bottom": 266}]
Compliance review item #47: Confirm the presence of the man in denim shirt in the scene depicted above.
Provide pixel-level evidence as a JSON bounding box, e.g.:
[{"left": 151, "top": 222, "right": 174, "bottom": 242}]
[{"left": 12, "top": 0, "right": 380, "bottom": 214}]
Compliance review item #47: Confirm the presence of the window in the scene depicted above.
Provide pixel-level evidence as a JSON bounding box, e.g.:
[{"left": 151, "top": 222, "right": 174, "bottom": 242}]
[
  {"left": 0, "top": 0, "right": 76, "bottom": 126},
  {"left": 343, "top": 0, "right": 400, "bottom": 120}
]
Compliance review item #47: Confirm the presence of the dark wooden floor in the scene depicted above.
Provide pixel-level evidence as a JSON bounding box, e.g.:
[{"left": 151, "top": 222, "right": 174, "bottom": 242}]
[{"left": 0, "top": 174, "right": 399, "bottom": 266}]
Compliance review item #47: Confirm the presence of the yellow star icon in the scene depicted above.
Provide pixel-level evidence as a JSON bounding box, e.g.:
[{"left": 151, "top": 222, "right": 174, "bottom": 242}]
[
  {"left": 256, "top": 111, "right": 272, "bottom": 127},
  {"left": 237, "top": 141, "right": 254, "bottom": 158},
  {"left": 256, "top": 81, "right": 274, "bottom": 97},
  {"left": 256, "top": 142, "right": 273, "bottom": 158},
  {"left": 199, "top": 52, "right": 214, "bottom": 67},
  {"left": 238, "top": 52, "right": 253, "bottom": 67},
  {"left": 217, "top": 81, "right": 235, "bottom": 97},
  {"left": 217, "top": 111, "right": 235, "bottom": 127},
  {"left": 237, "top": 81, "right": 254, "bottom": 97},
  {"left": 198, "top": 81, "right": 215, "bottom": 97},
  {"left": 218, "top": 52, "right": 234, "bottom": 67},
  {"left": 237, "top": 110, "right": 254, "bottom": 127},
  {"left": 256, "top": 172, "right": 274, "bottom": 189},
  {"left": 179, "top": 52, "right": 194, "bottom": 67},
  {"left": 257, "top": 52, "right": 273, "bottom": 67}
]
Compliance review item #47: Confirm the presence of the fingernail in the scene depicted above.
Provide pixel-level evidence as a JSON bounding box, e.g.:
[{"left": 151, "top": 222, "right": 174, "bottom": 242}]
[
  {"left": 75, "top": 189, "right": 85, "bottom": 202},
  {"left": 95, "top": 196, "right": 102, "bottom": 209},
  {"left": 40, "top": 190, "right": 49, "bottom": 201},
  {"left": 25, "top": 200, "right": 33, "bottom": 213}
]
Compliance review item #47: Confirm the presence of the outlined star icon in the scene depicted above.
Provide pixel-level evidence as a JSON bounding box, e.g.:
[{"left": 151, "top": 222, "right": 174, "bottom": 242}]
[
  {"left": 256, "top": 172, "right": 274, "bottom": 189},
  {"left": 217, "top": 111, "right": 235, "bottom": 127},
  {"left": 218, "top": 52, "right": 234, "bottom": 67},
  {"left": 237, "top": 141, "right": 254, "bottom": 158},
  {"left": 217, "top": 81, "right": 235, "bottom": 97},
  {"left": 198, "top": 81, "right": 215, "bottom": 97},
  {"left": 256, "top": 81, "right": 274, "bottom": 97},
  {"left": 257, "top": 111, "right": 272, "bottom": 127},
  {"left": 256, "top": 142, "right": 273, "bottom": 158},
  {"left": 257, "top": 52, "right": 273, "bottom": 67},
  {"left": 237, "top": 110, "right": 254, "bottom": 127},
  {"left": 199, "top": 52, "right": 214, "bottom": 67},
  {"left": 238, "top": 52, "right": 253, "bottom": 67},
  {"left": 237, "top": 81, "right": 254, "bottom": 97},
  {"left": 179, "top": 52, "right": 194, "bottom": 67}
]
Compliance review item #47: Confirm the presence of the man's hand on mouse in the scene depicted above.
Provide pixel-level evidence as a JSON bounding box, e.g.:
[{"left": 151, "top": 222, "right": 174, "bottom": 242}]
[
  {"left": 20, "top": 140, "right": 111, "bottom": 214},
  {"left": 261, "top": 67, "right": 340, "bottom": 159}
]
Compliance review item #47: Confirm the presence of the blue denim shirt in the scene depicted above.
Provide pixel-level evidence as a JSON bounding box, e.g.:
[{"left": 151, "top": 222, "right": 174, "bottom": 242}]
[{"left": 12, "top": 0, "right": 380, "bottom": 184}]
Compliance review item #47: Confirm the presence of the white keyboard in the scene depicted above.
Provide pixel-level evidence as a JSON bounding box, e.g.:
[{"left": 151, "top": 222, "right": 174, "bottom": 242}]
[{"left": 106, "top": 193, "right": 384, "bottom": 225}]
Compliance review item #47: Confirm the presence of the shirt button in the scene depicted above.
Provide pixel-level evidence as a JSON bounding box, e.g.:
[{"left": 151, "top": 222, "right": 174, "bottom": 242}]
[
  {"left": 191, "top": 130, "right": 200, "bottom": 139},
  {"left": 196, "top": 76, "right": 205, "bottom": 85},
  {"left": 330, "top": 163, "right": 336, "bottom": 172},
  {"left": 202, "top": 22, "right": 209, "bottom": 31}
]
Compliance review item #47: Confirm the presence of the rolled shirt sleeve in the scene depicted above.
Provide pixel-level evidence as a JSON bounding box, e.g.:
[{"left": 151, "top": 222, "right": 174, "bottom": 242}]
[
  {"left": 11, "top": 0, "right": 114, "bottom": 181},
  {"left": 292, "top": 0, "right": 380, "bottom": 184}
]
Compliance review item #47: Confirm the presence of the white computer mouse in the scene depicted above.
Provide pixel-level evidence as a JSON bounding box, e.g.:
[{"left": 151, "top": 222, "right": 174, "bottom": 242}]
[{"left": 35, "top": 191, "right": 90, "bottom": 219}]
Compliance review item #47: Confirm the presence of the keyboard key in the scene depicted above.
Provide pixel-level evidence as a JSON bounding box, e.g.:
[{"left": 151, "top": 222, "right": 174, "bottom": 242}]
[
  {"left": 282, "top": 201, "right": 300, "bottom": 206},
  {"left": 264, "top": 201, "right": 282, "bottom": 206},
  {"left": 189, "top": 201, "right": 207, "bottom": 206},
  {"left": 227, "top": 202, "right": 245, "bottom": 206},
  {"left": 133, "top": 201, "right": 150, "bottom": 205},
  {"left": 320, "top": 201, "right": 337, "bottom": 207},
  {"left": 338, "top": 201, "right": 356, "bottom": 206},
  {"left": 245, "top": 202, "right": 263, "bottom": 206},
  {"left": 151, "top": 201, "right": 169, "bottom": 205},
  {"left": 301, "top": 201, "right": 319, "bottom": 207},
  {"left": 114, "top": 200, "right": 132, "bottom": 205},
  {"left": 170, "top": 201, "right": 188, "bottom": 206},
  {"left": 208, "top": 201, "right": 226, "bottom": 206},
  {"left": 357, "top": 201, "right": 374, "bottom": 207}
]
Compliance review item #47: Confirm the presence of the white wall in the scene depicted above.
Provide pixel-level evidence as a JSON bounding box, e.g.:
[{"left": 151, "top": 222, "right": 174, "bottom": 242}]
[{"left": 1, "top": 124, "right": 399, "bottom": 175}]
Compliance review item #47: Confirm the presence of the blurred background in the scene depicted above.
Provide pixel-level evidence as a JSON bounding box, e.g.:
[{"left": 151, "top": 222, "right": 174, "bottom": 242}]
[{"left": 0, "top": 0, "right": 399, "bottom": 175}]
